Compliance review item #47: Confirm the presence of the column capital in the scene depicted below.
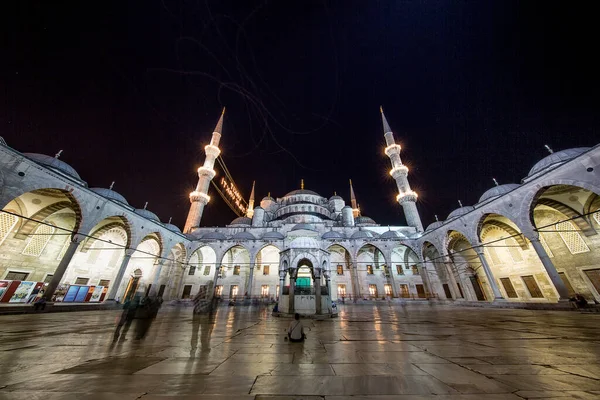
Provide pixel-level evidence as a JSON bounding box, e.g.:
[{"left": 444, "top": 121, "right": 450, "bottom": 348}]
[
  {"left": 279, "top": 270, "right": 287, "bottom": 279},
  {"left": 72, "top": 233, "right": 86, "bottom": 243},
  {"left": 124, "top": 248, "right": 136, "bottom": 257}
]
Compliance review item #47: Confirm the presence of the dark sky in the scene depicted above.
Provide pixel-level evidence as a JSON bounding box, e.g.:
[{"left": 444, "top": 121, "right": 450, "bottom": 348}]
[{"left": 2, "top": 1, "right": 598, "bottom": 229}]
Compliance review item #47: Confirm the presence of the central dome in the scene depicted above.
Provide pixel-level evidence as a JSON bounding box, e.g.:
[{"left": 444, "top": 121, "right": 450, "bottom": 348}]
[
  {"left": 289, "top": 236, "right": 320, "bottom": 248},
  {"left": 284, "top": 189, "right": 320, "bottom": 197}
]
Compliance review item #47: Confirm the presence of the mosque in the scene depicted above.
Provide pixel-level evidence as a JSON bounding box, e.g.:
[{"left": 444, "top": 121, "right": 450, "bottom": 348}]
[{"left": 0, "top": 109, "right": 599, "bottom": 314}]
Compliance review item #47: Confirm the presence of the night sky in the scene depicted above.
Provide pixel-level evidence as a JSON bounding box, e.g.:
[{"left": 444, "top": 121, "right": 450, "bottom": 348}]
[{"left": 2, "top": 1, "right": 598, "bottom": 229}]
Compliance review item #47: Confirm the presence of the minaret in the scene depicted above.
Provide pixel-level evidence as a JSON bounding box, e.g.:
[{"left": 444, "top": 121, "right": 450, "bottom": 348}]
[
  {"left": 381, "top": 106, "right": 424, "bottom": 232},
  {"left": 183, "top": 108, "right": 225, "bottom": 233},
  {"left": 246, "top": 181, "right": 256, "bottom": 218},
  {"left": 349, "top": 179, "right": 360, "bottom": 217}
]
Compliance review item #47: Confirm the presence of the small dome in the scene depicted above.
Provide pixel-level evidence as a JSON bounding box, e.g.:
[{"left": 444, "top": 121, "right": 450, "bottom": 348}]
[
  {"left": 478, "top": 183, "right": 520, "bottom": 203},
  {"left": 447, "top": 206, "right": 474, "bottom": 220},
  {"left": 24, "top": 153, "right": 81, "bottom": 180},
  {"left": 285, "top": 189, "right": 320, "bottom": 197},
  {"left": 291, "top": 223, "right": 317, "bottom": 232},
  {"left": 230, "top": 216, "right": 252, "bottom": 226},
  {"left": 380, "top": 230, "right": 405, "bottom": 239},
  {"left": 90, "top": 187, "right": 129, "bottom": 205},
  {"left": 262, "top": 196, "right": 275, "bottom": 201},
  {"left": 322, "top": 230, "right": 346, "bottom": 240},
  {"left": 163, "top": 223, "right": 181, "bottom": 233},
  {"left": 528, "top": 147, "right": 590, "bottom": 177},
  {"left": 351, "top": 230, "right": 378, "bottom": 239},
  {"left": 262, "top": 231, "right": 285, "bottom": 240},
  {"left": 289, "top": 236, "right": 320, "bottom": 248},
  {"left": 355, "top": 216, "right": 376, "bottom": 225},
  {"left": 202, "top": 231, "right": 228, "bottom": 240},
  {"left": 426, "top": 221, "right": 444, "bottom": 231},
  {"left": 232, "top": 231, "right": 256, "bottom": 240},
  {"left": 329, "top": 195, "right": 343, "bottom": 201},
  {"left": 135, "top": 208, "right": 160, "bottom": 222}
]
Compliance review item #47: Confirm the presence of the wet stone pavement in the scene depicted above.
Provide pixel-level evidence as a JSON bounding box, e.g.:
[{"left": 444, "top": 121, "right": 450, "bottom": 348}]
[{"left": 1, "top": 303, "right": 600, "bottom": 400}]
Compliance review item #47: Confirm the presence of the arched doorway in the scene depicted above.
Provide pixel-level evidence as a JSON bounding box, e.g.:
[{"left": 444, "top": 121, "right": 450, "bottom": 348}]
[
  {"left": 447, "top": 230, "right": 485, "bottom": 301},
  {"left": 296, "top": 258, "right": 313, "bottom": 294},
  {"left": 531, "top": 184, "right": 600, "bottom": 302}
]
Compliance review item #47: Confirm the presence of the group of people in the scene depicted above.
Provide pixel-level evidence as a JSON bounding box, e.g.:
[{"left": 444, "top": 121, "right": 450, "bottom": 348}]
[{"left": 113, "top": 293, "right": 163, "bottom": 341}]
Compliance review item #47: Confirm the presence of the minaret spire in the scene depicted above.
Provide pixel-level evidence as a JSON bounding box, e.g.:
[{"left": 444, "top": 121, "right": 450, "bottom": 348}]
[
  {"left": 381, "top": 106, "right": 424, "bottom": 232},
  {"left": 349, "top": 179, "right": 360, "bottom": 217},
  {"left": 246, "top": 181, "right": 256, "bottom": 218},
  {"left": 183, "top": 109, "right": 225, "bottom": 233}
]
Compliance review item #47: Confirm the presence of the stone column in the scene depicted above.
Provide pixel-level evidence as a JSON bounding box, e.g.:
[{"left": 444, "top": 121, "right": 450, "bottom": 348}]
[
  {"left": 314, "top": 270, "right": 322, "bottom": 314},
  {"left": 418, "top": 265, "right": 432, "bottom": 297},
  {"left": 444, "top": 257, "right": 461, "bottom": 299},
  {"left": 386, "top": 262, "right": 399, "bottom": 298},
  {"left": 43, "top": 233, "right": 84, "bottom": 301},
  {"left": 246, "top": 262, "right": 255, "bottom": 299},
  {"left": 350, "top": 258, "right": 361, "bottom": 300},
  {"left": 474, "top": 247, "right": 503, "bottom": 300},
  {"left": 289, "top": 275, "right": 296, "bottom": 313},
  {"left": 151, "top": 259, "right": 167, "bottom": 294},
  {"left": 107, "top": 248, "right": 135, "bottom": 300},
  {"left": 530, "top": 237, "right": 570, "bottom": 300},
  {"left": 324, "top": 271, "right": 331, "bottom": 297},
  {"left": 208, "top": 255, "right": 225, "bottom": 300},
  {"left": 278, "top": 270, "right": 286, "bottom": 301}
]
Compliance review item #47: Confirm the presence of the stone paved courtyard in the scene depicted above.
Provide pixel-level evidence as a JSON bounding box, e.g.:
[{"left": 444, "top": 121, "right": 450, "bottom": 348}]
[{"left": 1, "top": 303, "right": 600, "bottom": 399}]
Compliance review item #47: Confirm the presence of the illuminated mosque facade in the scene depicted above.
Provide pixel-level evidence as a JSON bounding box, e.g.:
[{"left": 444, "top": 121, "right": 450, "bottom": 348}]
[{"left": 0, "top": 109, "right": 599, "bottom": 312}]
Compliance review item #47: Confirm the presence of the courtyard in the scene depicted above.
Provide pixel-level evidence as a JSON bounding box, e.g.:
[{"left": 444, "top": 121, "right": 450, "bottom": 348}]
[{"left": 1, "top": 303, "right": 600, "bottom": 399}]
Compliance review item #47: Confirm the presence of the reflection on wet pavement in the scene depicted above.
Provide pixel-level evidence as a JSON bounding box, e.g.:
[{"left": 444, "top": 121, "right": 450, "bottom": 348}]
[{"left": 1, "top": 303, "right": 600, "bottom": 399}]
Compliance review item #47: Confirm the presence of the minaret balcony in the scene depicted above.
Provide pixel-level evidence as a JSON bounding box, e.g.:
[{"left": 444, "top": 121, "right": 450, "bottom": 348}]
[
  {"left": 384, "top": 144, "right": 401, "bottom": 157},
  {"left": 189, "top": 191, "right": 210, "bottom": 204},
  {"left": 197, "top": 166, "right": 216, "bottom": 179},
  {"left": 204, "top": 144, "right": 221, "bottom": 158},
  {"left": 397, "top": 190, "right": 418, "bottom": 203},
  {"left": 389, "top": 165, "right": 409, "bottom": 178}
]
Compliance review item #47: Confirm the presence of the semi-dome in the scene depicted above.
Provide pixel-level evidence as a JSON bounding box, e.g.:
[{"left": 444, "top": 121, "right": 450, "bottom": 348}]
[
  {"left": 90, "top": 187, "right": 129, "bottom": 205},
  {"left": 232, "top": 231, "right": 256, "bottom": 240},
  {"left": 24, "top": 153, "right": 81, "bottom": 180},
  {"left": 134, "top": 208, "right": 160, "bottom": 222},
  {"left": 355, "top": 216, "right": 376, "bottom": 225},
  {"left": 163, "top": 223, "right": 181, "bottom": 233},
  {"left": 426, "top": 221, "right": 444, "bottom": 231},
  {"left": 289, "top": 236, "right": 320, "bottom": 248},
  {"left": 380, "top": 230, "right": 405, "bottom": 239},
  {"left": 322, "top": 230, "right": 346, "bottom": 240},
  {"left": 447, "top": 206, "right": 475, "bottom": 220},
  {"left": 528, "top": 147, "right": 590, "bottom": 177},
  {"left": 478, "top": 183, "right": 520, "bottom": 203},
  {"left": 262, "top": 231, "right": 285, "bottom": 240},
  {"left": 285, "top": 189, "right": 320, "bottom": 197},
  {"left": 230, "top": 216, "right": 252, "bottom": 226},
  {"left": 351, "top": 230, "right": 378, "bottom": 239},
  {"left": 291, "top": 223, "right": 317, "bottom": 232},
  {"left": 202, "top": 231, "right": 228, "bottom": 240}
]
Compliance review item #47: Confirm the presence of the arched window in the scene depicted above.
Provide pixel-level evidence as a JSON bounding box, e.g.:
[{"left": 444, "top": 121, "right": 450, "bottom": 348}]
[
  {"left": 506, "top": 238, "right": 523, "bottom": 263},
  {"left": 22, "top": 224, "right": 55, "bottom": 257},
  {"left": 555, "top": 221, "right": 590, "bottom": 254},
  {"left": 0, "top": 212, "right": 19, "bottom": 246}
]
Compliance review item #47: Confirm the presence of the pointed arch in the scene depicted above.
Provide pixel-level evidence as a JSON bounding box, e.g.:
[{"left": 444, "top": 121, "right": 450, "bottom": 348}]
[
  {"left": 536, "top": 198, "right": 596, "bottom": 236},
  {"left": 80, "top": 217, "right": 132, "bottom": 252}
]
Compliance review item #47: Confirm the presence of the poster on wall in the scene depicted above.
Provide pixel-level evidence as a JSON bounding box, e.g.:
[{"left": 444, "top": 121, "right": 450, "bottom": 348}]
[
  {"left": 9, "top": 281, "right": 36, "bottom": 303},
  {"left": 74, "top": 286, "right": 90, "bottom": 302},
  {"left": 63, "top": 285, "right": 80, "bottom": 302},
  {"left": 0, "top": 280, "right": 9, "bottom": 301},
  {"left": 89, "top": 286, "right": 104, "bottom": 302}
]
